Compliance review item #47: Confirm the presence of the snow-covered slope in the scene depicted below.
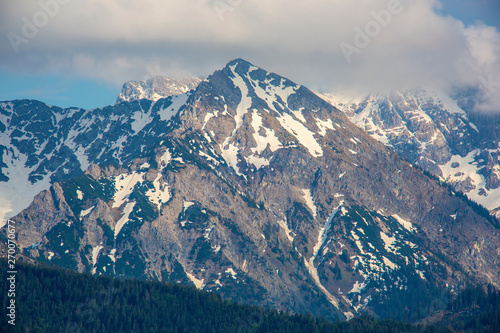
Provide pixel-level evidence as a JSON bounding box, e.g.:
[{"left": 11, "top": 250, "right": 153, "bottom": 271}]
[{"left": 318, "top": 89, "right": 500, "bottom": 217}]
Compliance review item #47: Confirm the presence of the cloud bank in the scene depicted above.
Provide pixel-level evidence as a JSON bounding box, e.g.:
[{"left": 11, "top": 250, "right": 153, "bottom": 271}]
[{"left": 1, "top": 0, "right": 499, "bottom": 111}]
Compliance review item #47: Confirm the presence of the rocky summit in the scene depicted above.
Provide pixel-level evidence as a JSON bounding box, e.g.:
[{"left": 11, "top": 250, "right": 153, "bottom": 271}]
[
  {"left": 5, "top": 59, "right": 500, "bottom": 321},
  {"left": 116, "top": 76, "right": 203, "bottom": 104}
]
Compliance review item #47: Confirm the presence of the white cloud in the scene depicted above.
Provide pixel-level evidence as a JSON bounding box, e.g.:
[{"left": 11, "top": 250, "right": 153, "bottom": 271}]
[
  {"left": 0, "top": 0, "right": 498, "bottom": 111},
  {"left": 461, "top": 24, "right": 500, "bottom": 112},
  {"left": 466, "top": 24, "right": 500, "bottom": 67}
]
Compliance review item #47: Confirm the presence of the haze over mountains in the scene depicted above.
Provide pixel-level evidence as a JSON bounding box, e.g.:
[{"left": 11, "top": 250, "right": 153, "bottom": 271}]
[{"left": 2, "top": 59, "right": 499, "bottom": 321}]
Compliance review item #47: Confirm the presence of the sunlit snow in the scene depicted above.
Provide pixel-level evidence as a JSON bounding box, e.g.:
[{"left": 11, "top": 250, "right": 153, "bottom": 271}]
[
  {"left": 114, "top": 201, "right": 136, "bottom": 238},
  {"left": 112, "top": 172, "right": 144, "bottom": 208}
]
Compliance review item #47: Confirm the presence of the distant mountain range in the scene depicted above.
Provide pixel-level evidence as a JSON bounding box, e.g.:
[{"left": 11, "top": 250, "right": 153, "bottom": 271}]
[
  {"left": 0, "top": 88, "right": 189, "bottom": 221},
  {"left": 319, "top": 89, "right": 500, "bottom": 218},
  {"left": 1, "top": 59, "right": 500, "bottom": 322},
  {"left": 116, "top": 76, "right": 203, "bottom": 104}
]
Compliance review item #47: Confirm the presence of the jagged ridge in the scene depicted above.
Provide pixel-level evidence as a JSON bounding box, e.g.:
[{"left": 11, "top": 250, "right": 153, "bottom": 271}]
[{"left": 8, "top": 59, "right": 500, "bottom": 322}]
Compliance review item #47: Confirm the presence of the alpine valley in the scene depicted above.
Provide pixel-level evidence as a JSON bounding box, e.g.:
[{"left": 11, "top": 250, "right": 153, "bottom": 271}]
[{"left": 2, "top": 59, "right": 500, "bottom": 322}]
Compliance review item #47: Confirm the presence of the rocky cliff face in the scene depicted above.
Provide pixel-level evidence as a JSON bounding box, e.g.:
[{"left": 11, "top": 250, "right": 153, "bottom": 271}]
[
  {"left": 10, "top": 59, "right": 500, "bottom": 321},
  {"left": 319, "top": 89, "right": 500, "bottom": 217}
]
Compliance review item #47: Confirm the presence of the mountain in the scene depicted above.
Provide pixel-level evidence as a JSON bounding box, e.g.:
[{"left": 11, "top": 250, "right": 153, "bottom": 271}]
[
  {"left": 0, "top": 93, "right": 191, "bottom": 222},
  {"left": 116, "top": 76, "right": 203, "bottom": 104},
  {"left": 0, "top": 74, "right": 202, "bottom": 222},
  {"left": 8, "top": 59, "right": 500, "bottom": 321},
  {"left": 318, "top": 88, "right": 500, "bottom": 217}
]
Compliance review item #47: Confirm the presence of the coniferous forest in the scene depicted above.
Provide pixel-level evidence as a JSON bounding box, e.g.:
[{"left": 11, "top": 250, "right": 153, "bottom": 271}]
[{"left": 1, "top": 259, "right": 499, "bottom": 332}]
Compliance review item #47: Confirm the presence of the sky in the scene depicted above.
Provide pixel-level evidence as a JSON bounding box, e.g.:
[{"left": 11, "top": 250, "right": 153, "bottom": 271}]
[{"left": 0, "top": 0, "right": 499, "bottom": 111}]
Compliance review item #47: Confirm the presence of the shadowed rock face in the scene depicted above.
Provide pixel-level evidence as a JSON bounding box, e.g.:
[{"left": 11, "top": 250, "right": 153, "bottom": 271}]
[{"left": 6, "top": 59, "right": 500, "bottom": 321}]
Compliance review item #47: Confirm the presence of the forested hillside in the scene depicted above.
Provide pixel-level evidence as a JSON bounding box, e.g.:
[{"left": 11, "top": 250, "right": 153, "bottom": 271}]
[{"left": 1, "top": 260, "right": 499, "bottom": 332}]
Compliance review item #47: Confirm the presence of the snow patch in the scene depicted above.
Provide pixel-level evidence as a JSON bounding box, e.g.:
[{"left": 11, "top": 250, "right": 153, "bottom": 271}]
[
  {"left": 292, "top": 107, "right": 307, "bottom": 123},
  {"left": 160, "top": 93, "right": 189, "bottom": 121},
  {"left": 219, "top": 65, "right": 253, "bottom": 174},
  {"left": 109, "top": 249, "right": 116, "bottom": 262},
  {"left": 304, "top": 203, "right": 343, "bottom": 309},
  {"left": 380, "top": 232, "right": 397, "bottom": 253},
  {"left": 277, "top": 220, "right": 294, "bottom": 242},
  {"left": 277, "top": 112, "right": 323, "bottom": 157},
  {"left": 349, "top": 280, "right": 367, "bottom": 294},
  {"left": 392, "top": 214, "right": 416, "bottom": 232},
  {"left": 183, "top": 201, "right": 195, "bottom": 212},
  {"left": 160, "top": 150, "right": 172, "bottom": 166},
  {"left": 186, "top": 272, "right": 205, "bottom": 289},
  {"left": 247, "top": 109, "right": 282, "bottom": 168},
  {"left": 225, "top": 267, "right": 237, "bottom": 279},
  {"left": 203, "top": 111, "right": 217, "bottom": 129},
  {"left": 113, "top": 172, "right": 144, "bottom": 208},
  {"left": 131, "top": 108, "right": 153, "bottom": 133},
  {"left": 114, "top": 202, "right": 135, "bottom": 238},
  {"left": 382, "top": 256, "right": 397, "bottom": 270},
  {"left": 302, "top": 189, "right": 317, "bottom": 218},
  {"left": 92, "top": 245, "right": 103, "bottom": 266},
  {"left": 146, "top": 173, "right": 171, "bottom": 210},
  {"left": 344, "top": 312, "right": 354, "bottom": 321},
  {"left": 315, "top": 118, "right": 336, "bottom": 136},
  {"left": 80, "top": 206, "right": 95, "bottom": 218},
  {"left": 220, "top": 142, "right": 242, "bottom": 176},
  {"left": 440, "top": 150, "right": 500, "bottom": 212},
  {"left": 199, "top": 151, "right": 220, "bottom": 165}
]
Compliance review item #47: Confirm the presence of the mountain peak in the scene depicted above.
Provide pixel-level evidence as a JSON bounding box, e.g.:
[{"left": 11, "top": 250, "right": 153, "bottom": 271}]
[
  {"left": 222, "top": 58, "right": 279, "bottom": 82},
  {"left": 226, "top": 58, "right": 253, "bottom": 67},
  {"left": 178, "top": 58, "right": 352, "bottom": 176}
]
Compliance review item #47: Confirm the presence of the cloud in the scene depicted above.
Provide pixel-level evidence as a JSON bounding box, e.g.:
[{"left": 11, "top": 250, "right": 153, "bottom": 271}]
[
  {"left": 0, "top": 0, "right": 499, "bottom": 111},
  {"left": 462, "top": 24, "right": 500, "bottom": 112}
]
